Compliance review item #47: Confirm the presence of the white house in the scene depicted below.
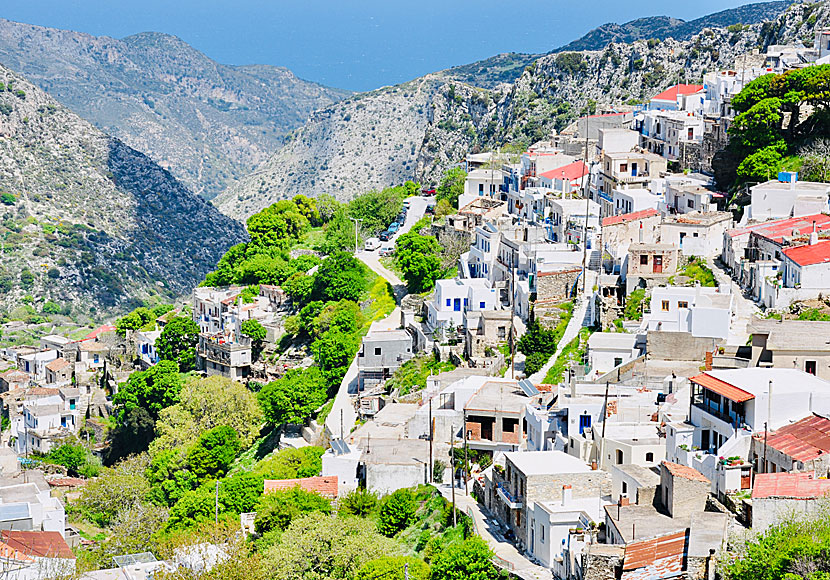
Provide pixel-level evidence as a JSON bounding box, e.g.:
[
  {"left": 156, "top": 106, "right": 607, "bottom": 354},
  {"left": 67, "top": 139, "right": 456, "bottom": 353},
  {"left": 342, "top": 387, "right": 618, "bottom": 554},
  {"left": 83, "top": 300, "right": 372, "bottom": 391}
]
[
  {"left": 547, "top": 198, "right": 600, "bottom": 244},
  {"left": 660, "top": 211, "right": 733, "bottom": 257},
  {"left": 611, "top": 186, "right": 663, "bottom": 216},
  {"left": 647, "top": 84, "right": 705, "bottom": 112},
  {"left": 748, "top": 175, "right": 830, "bottom": 221},
  {"left": 461, "top": 168, "right": 506, "bottom": 210},
  {"left": 780, "top": 239, "right": 830, "bottom": 291},
  {"left": 664, "top": 179, "right": 719, "bottom": 215},
  {"left": 538, "top": 161, "right": 590, "bottom": 196},
  {"left": 16, "top": 350, "right": 58, "bottom": 382},
  {"left": 135, "top": 329, "right": 161, "bottom": 367},
  {"left": 647, "top": 286, "right": 733, "bottom": 340},
  {"left": 426, "top": 278, "right": 498, "bottom": 331},
  {"left": 11, "top": 388, "right": 81, "bottom": 455},
  {"left": 587, "top": 333, "right": 642, "bottom": 376},
  {"left": 597, "top": 128, "right": 640, "bottom": 154}
]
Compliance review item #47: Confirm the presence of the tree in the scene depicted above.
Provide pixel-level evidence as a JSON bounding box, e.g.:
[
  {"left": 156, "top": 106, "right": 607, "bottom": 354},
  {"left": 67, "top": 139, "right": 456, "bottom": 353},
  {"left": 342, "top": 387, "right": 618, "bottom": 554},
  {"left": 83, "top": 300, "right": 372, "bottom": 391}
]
[
  {"left": 516, "top": 318, "right": 559, "bottom": 356},
  {"left": 241, "top": 319, "right": 267, "bottom": 361},
  {"left": 436, "top": 167, "right": 467, "bottom": 209},
  {"left": 377, "top": 488, "right": 417, "bottom": 537},
  {"left": 114, "top": 361, "right": 183, "bottom": 421},
  {"left": 736, "top": 145, "right": 784, "bottom": 183},
  {"left": 312, "top": 252, "right": 367, "bottom": 302},
  {"left": 151, "top": 375, "right": 263, "bottom": 455},
  {"left": 348, "top": 186, "right": 408, "bottom": 235},
  {"left": 156, "top": 316, "right": 200, "bottom": 372},
  {"left": 316, "top": 194, "right": 341, "bottom": 223},
  {"left": 312, "top": 330, "right": 360, "bottom": 385},
  {"left": 251, "top": 446, "right": 324, "bottom": 480},
  {"left": 800, "top": 138, "right": 830, "bottom": 181},
  {"left": 116, "top": 306, "right": 156, "bottom": 335},
  {"left": 395, "top": 231, "right": 443, "bottom": 293},
  {"left": 105, "top": 501, "right": 169, "bottom": 558},
  {"left": 106, "top": 406, "right": 157, "bottom": 464},
  {"left": 429, "top": 536, "right": 504, "bottom": 580},
  {"left": 147, "top": 449, "right": 197, "bottom": 507},
  {"left": 523, "top": 352, "right": 549, "bottom": 376},
  {"left": 78, "top": 455, "right": 151, "bottom": 527},
  {"left": 340, "top": 488, "right": 378, "bottom": 518},
  {"left": 247, "top": 199, "right": 310, "bottom": 252},
  {"left": 258, "top": 367, "right": 328, "bottom": 426},
  {"left": 357, "top": 557, "right": 430, "bottom": 580},
  {"left": 254, "top": 487, "right": 332, "bottom": 534},
  {"left": 284, "top": 272, "right": 314, "bottom": 305},
  {"left": 263, "top": 512, "right": 402, "bottom": 580},
  {"left": 47, "top": 442, "right": 99, "bottom": 477},
  {"left": 187, "top": 425, "right": 241, "bottom": 480}
]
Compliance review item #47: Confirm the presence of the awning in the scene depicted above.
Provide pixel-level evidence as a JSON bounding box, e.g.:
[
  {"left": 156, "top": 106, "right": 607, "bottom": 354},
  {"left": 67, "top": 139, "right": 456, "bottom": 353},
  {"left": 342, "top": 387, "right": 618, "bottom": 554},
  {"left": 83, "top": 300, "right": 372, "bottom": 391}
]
[{"left": 690, "top": 373, "right": 754, "bottom": 403}]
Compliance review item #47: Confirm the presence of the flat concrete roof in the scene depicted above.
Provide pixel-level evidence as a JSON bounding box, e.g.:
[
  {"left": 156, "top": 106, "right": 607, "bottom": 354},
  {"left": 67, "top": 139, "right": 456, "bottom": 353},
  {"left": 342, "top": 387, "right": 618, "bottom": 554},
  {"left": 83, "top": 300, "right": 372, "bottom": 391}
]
[
  {"left": 750, "top": 317, "right": 830, "bottom": 352},
  {"left": 605, "top": 503, "right": 728, "bottom": 550},
  {"left": 589, "top": 332, "right": 638, "bottom": 350},
  {"left": 612, "top": 464, "right": 661, "bottom": 487},
  {"left": 707, "top": 368, "right": 830, "bottom": 397},
  {"left": 504, "top": 450, "right": 591, "bottom": 476},
  {"left": 360, "top": 438, "right": 430, "bottom": 466},
  {"left": 465, "top": 380, "right": 530, "bottom": 414}
]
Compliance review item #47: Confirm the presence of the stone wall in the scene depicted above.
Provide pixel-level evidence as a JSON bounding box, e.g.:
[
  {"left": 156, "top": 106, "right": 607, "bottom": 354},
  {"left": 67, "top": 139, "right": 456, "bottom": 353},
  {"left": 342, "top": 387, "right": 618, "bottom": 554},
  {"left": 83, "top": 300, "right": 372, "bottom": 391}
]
[
  {"left": 647, "top": 331, "right": 716, "bottom": 361},
  {"left": 536, "top": 268, "right": 581, "bottom": 304}
]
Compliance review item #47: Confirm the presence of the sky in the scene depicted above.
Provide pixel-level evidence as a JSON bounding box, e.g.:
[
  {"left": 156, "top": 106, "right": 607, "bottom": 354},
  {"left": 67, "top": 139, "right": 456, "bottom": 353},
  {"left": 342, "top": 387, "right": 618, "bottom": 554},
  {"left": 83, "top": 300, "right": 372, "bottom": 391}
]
[{"left": 2, "top": 0, "right": 760, "bottom": 92}]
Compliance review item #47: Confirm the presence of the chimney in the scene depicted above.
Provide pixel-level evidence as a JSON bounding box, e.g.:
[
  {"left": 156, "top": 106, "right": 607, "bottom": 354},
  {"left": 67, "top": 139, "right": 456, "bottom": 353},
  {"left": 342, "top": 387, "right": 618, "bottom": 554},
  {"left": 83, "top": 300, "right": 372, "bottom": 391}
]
[
  {"left": 639, "top": 221, "right": 644, "bottom": 243},
  {"left": 810, "top": 220, "right": 819, "bottom": 246},
  {"left": 562, "top": 484, "right": 572, "bottom": 506},
  {"left": 618, "top": 494, "right": 630, "bottom": 507}
]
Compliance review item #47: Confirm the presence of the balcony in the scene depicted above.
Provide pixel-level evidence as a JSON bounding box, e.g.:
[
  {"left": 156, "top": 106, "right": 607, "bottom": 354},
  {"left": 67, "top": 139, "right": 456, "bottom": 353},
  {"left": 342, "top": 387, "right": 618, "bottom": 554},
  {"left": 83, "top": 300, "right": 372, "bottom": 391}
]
[
  {"left": 692, "top": 401, "right": 743, "bottom": 429},
  {"left": 496, "top": 483, "right": 523, "bottom": 509}
]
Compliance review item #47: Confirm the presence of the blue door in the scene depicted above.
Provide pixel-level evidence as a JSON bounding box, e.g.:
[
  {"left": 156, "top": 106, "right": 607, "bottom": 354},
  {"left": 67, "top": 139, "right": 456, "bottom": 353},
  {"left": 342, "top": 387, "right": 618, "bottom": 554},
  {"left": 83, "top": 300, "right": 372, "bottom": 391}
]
[
  {"left": 453, "top": 298, "right": 461, "bottom": 312},
  {"left": 579, "top": 414, "right": 592, "bottom": 435}
]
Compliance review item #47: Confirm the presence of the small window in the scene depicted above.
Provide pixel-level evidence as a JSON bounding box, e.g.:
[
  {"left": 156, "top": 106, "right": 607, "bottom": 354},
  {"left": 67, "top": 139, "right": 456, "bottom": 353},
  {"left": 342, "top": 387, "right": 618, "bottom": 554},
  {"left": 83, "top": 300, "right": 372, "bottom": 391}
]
[
  {"left": 646, "top": 452, "right": 654, "bottom": 462},
  {"left": 662, "top": 300, "right": 670, "bottom": 312},
  {"left": 479, "top": 301, "right": 486, "bottom": 309},
  {"left": 678, "top": 301, "right": 689, "bottom": 309},
  {"left": 622, "top": 481, "right": 628, "bottom": 494},
  {"left": 616, "top": 449, "right": 624, "bottom": 464},
  {"left": 374, "top": 347, "right": 381, "bottom": 356},
  {"left": 620, "top": 163, "right": 628, "bottom": 172},
  {"left": 687, "top": 199, "right": 694, "bottom": 208},
  {"left": 640, "top": 255, "right": 649, "bottom": 265},
  {"left": 693, "top": 232, "right": 699, "bottom": 237},
  {"left": 614, "top": 357, "right": 623, "bottom": 367},
  {"left": 446, "top": 298, "right": 451, "bottom": 307}
]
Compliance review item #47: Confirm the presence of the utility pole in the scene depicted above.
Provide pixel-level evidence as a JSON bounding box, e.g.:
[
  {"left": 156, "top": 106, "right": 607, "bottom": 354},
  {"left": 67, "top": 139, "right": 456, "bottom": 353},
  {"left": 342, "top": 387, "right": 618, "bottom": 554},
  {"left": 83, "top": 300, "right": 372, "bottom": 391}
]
[
  {"left": 349, "top": 217, "right": 363, "bottom": 254},
  {"left": 215, "top": 480, "right": 219, "bottom": 524},
  {"left": 463, "top": 414, "right": 469, "bottom": 495},
  {"left": 450, "top": 425, "right": 457, "bottom": 527},
  {"left": 428, "top": 398, "right": 433, "bottom": 483}
]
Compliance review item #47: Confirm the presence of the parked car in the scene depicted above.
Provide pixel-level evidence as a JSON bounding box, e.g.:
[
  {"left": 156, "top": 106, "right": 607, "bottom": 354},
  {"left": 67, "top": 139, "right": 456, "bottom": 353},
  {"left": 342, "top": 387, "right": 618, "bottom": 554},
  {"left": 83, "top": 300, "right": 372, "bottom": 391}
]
[
  {"left": 379, "top": 245, "right": 395, "bottom": 257},
  {"left": 425, "top": 204, "right": 436, "bottom": 215},
  {"left": 364, "top": 237, "right": 381, "bottom": 251},
  {"left": 388, "top": 222, "right": 400, "bottom": 233},
  {"left": 396, "top": 214, "right": 406, "bottom": 224},
  {"left": 422, "top": 188, "right": 436, "bottom": 196},
  {"left": 379, "top": 231, "right": 391, "bottom": 241}
]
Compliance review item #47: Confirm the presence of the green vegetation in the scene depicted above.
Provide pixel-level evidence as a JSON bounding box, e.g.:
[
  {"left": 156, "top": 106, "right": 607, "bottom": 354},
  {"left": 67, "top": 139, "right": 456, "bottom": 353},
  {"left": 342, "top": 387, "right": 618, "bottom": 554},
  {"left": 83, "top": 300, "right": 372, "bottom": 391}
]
[
  {"left": 155, "top": 316, "right": 200, "bottom": 372},
  {"left": 517, "top": 302, "right": 573, "bottom": 359},
  {"left": 797, "top": 308, "right": 830, "bottom": 321},
  {"left": 378, "top": 488, "right": 417, "bottom": 537},
  {"left": 543, "top": 328, "right": 593, "bottom": 384},
  {"left": 116, "top": 304, "right": 174, "bottom": 335},
  {"left": 673, "top": 257, "right": 716, "bottom": 287},
  {"left": 436, "top": 167, "right": 467, "bottom": 209},
  {"left": 43, "top": 441, "right": 101, "bottom": 478},
  {"left": 624, "top": 288, "right": 647, "bottom": 321},
  {"left": 386, "top": 354, "right": 457, "bottom": 396}
]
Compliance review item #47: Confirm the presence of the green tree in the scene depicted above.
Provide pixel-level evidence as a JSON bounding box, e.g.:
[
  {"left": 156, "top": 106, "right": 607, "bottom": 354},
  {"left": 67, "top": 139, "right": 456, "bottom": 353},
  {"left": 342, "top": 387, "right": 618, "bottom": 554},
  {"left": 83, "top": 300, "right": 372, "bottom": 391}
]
[
  {"left": 436, "top": 167, "right": 467, "bottom": 209},
  {"left": 258, "top": 367, "right": 328, "bottom": 426},
  {"left": 312, "top": 330, "right": 360, "bottom": 385},
  {"left": 0, "top": 192, "right": 15, "bottom": 205},
  {"left": 429, "top": 536, "right": 504, "bottom": 580},
  {"left": 377, "top": 488, "right": 417, "bottom": 537},
  {"left": 116, "top": 306, "right": 156, "bottom": 335},
  {"left": 395, "top": 232, "right": 443, "bottom": 293},
  {"left": 187, "top": 425, "right": 241, "bottom": 480},
  {"left": 247, "top": 199, "right": 310, "bottom": 252},
  {"left": 312, "top": 252, "right": 367, "bottom": 302},
  {"left": 156, "top": 316, "right": 200, "bottom": 371},
  {"left": 106, "top": 406, "right": 156, "bottom": 464},
  {"left": 516, "top": 318, "right": 559, "bottom": 356},
  {"left": 251, "top": 447, "right": 324, "bottom": 480},
  {"left": 263, "top": 512, "right": 402, "bottom": 580},
  {"left": 340, "top": 488, "right": 378, "bottom": 518},
  {"left": 146, "top": 449, "right": 197, "bottom": 507},
  {"left": 77, "top": 455, "right": 150, "bottom": 527},
  {"left": 284, "top": 272, "right": 314, "bottom": 305},
  {"left": 114, "top": 361, "right": 183, "bottom": 421},
  {"left": 47, "top": 442, "right": 99, "bottom": 477},
  {"left": 348, "top": 186, "right": 407, "bottom": 235},
  {"left": 736, "top": 145, "right": 785, "bottom": 183},
  {"left": 254, "top": 487, "right": 332, "bottom": 534},
  {"left": 357, "top": 556, "right": 430, "bottom": 580},
  {"left": 241, "top": 319, "right": 267, "bottom": 361}
]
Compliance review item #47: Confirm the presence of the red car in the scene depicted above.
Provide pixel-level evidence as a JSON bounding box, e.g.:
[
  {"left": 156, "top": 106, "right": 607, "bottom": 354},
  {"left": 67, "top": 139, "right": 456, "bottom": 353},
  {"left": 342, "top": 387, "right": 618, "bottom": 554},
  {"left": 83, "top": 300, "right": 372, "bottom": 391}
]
[{"left": 421, "top": 188, "right": 436, "bottom": 196}]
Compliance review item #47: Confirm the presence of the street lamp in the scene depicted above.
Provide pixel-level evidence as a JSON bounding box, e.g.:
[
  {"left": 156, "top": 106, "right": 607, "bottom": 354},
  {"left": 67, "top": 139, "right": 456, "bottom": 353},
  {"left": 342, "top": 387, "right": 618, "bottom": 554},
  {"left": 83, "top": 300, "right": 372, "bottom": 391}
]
[{"left": 349, "top": 217, "right": 363, "bottom": 254}]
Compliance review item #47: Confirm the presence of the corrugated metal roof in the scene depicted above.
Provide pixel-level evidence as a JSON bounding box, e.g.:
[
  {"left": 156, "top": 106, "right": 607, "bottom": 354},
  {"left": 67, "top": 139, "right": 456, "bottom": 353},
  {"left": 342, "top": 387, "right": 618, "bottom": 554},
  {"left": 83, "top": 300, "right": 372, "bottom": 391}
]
[
  {"left": 690, "top": 373, "right": 754, "bottom": 403},
  {"left": 623, "top": 529, "right": 688, "bottom": 572},
  {"left": 727, "top": 214, "right": 830, "bottom": 242},
  {"left": 758, "top": 414, "right": 830, "bottom": 462},
  {"left": 752, "top": 472, "right": 830, "bottom": 500},
  {"left": 783, "top": 241, "right": 830, "bottom": 267}
]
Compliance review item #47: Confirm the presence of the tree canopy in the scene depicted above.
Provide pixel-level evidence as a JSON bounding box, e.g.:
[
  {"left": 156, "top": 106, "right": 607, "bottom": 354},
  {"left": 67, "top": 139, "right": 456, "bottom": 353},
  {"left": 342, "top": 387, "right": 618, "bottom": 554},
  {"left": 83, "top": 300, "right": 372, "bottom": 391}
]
[
  {"left": 258, "top": 367, "right": 328, "bottom": 426},
  {"left": 114, "top": 361, "right": 183, "bottom": 421},
  {"left": 436, "top": 167, "right": 467, "bottom": 209},
  {"left": 156, "top": 316, "right": 200, "bottom": 372},
  {"left": 312, "top": 252, "right": 367, "bottom": 302},
  {"left": 395, "top": 230, "right": 443, "bottom": 293}
]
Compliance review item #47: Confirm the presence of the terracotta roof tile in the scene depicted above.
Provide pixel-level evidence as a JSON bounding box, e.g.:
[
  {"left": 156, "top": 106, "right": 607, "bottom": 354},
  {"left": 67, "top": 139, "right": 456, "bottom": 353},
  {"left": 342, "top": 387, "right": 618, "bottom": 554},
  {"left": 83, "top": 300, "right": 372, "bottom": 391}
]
[
  {"left": 661, "top": 461, "right": 710, "bottom": 483},
  {"left": 539, "top": 161, "right": 589, "bottom": 182},
  {"left": 45, "top": 358, "right": 71, "bottom": 372},
  {"left": 0, "top": 541, "right": 34, "bottom": 563},
  {"left": 0, "top": 531, "right": 75, "bottom": 559},
  {"left": 623, "top": 529, "right": 687, "bottom": 572},
  {"left": 85, "top": 325, "right": 115, "bottom": 339},
  {"left": 690, "top": 373, "right": 754, "bottom": 403},
  {"left": 752, "top": 472, "right": 830, "bottom": 500},
  {"left": 263, "top": 476, "right": 338, "bottom": 498},
  {"left": 47, "top": 477, "right": 88, "bottom": 488},
  {"left": 651, "top": 84, "right": 704, "bottom": 102},
  {"left": 602, "top": 208, "right": 659, "bottom": 227}
]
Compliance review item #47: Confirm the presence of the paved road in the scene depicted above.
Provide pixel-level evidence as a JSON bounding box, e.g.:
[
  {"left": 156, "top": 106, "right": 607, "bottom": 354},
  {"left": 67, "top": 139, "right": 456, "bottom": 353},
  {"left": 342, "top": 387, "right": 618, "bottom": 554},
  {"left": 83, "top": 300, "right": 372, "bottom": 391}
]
[
  {"left": 437, "top": 484, "right": 552, "bottom": 580},
  {"left": 528, "top": 297, "right": 590, "bottom": 384},
  {"left": 324, "top": 196, "right": 431, "bottom": 439},
  {"left": 709, "top": 258, "right": 759, "bottom": 346}
]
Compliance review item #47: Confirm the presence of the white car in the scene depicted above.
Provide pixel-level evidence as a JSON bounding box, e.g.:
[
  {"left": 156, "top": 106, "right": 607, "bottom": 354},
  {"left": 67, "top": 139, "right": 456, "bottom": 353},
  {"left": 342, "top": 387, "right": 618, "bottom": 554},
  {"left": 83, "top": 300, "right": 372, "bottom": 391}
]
[
  {"left": 364, "top": 237, "right": 381, "bottom": 251},
  {"left": 379, "top": 245, "right": 395, "bottom": 257}
]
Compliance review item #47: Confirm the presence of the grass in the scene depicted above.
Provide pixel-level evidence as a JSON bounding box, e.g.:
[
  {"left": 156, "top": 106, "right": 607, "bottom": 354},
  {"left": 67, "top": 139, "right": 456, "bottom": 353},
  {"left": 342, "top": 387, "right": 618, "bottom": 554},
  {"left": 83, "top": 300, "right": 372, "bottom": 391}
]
[
  {"left": 317, "top": 398, "right": 335, "bottom": 423},
  {"left": 228, "top": 427, "right": 281, "bottom": 475},
  {"left": 293, "top": 226, "right": 326, "bottom": 250},
  {"left": 797, "top": 308, "right": 830, "bottom": 321},
  {"left": 672, "top": 257, "right": 716, "bottom": 287},
  {"left": 543, "top": 328, "right": 593, "bottom": 384},
  {"left": 386, "top": 354, "right": 457, "bottom": 396}
]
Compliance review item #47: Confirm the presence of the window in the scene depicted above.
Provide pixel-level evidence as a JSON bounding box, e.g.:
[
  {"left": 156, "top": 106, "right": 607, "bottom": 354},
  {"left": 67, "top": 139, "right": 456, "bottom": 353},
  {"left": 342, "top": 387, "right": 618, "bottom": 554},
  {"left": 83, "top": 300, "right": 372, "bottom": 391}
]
[
  {"left": 693, "top": 232, "right": 699, "bottom": 237},
  {"left": 678, "top": 301, "right": 689, "bottom": 309},
  {"left": 453, "top": 298, "right": 461, "bottom": 312},
  {"left": 646, "top": 452, "right": 654, "bottom": 462},
  {"left": 622, "top": 482, "right": 628, "bottom": 494},
  {"left": 498, "top": 326, "right": 506, "bottom": 340},
  {"left": 620, "top": 163, "right": 628, "bottom": 172},
  {"left": 540, "top": 525, "right": 545, "bottom": 543},
  {"left": 374, "top": 347, "right": 381, "bottom": 356},
  {"left": 69, "top": 399, "right": 76, "bottom": 410},
  {"left": 662, "top": 300, "right": 670, "bottom": 311},
  {"left": 446, "top": 298, "right": 451, "bottom": 307},
  {"left": 806, "top": 360, "right": 817, "bottom": 375},
  {"left": 479, "top": 183, "right": 484, "bottom": 193},
  {"left": 687, "top": 199, "right": 694, "bottom": 208},
  {"left": 463, "top": 298, "right": 468, "bottom": 307},
  {"left": 616, "top": 449, "right": 624, "bottom": 464},
  {"left": 640, "top": 255, "right": 649, "bottom": 265},
  {"left": 479, "top": 301, "right": 486, "bottom": 309},
  {"left": 614, "top": 357, "right": 623, "bottom": 367},
  {"left": 688, "top": 128, "right": 694, "bottom": 140}
]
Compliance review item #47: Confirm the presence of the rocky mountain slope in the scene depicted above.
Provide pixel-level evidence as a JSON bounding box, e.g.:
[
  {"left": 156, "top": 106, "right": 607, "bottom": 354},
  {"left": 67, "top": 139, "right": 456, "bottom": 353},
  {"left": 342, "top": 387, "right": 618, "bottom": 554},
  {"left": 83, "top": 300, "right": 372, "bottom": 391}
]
[
  {"left": 216, "top": 0, "right": 806, "bottom": 219},
  {"left": 0, "top": 64, "right": 246, "bottom": 315},
  {"left": 556, "top": 1, "right": 792, "bottom": 52},
  {"left": 0, "top": 20, "right": 349, "bottom": 199}
]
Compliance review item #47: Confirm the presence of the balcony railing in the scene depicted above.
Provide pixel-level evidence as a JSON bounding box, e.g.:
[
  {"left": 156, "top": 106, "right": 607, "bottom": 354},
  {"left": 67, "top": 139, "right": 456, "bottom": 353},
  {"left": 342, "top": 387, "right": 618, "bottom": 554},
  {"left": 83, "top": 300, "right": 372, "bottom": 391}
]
[
  {"left": 496, "top": 483, "right": 523, "bottom": 509},
  {"left": 693, "top": 401, "right": 743, "bottom": 428}
]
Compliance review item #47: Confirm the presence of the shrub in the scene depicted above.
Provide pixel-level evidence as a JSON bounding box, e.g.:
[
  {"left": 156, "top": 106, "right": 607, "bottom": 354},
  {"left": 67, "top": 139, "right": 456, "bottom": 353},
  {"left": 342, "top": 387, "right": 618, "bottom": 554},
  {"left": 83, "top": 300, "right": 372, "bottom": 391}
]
[
  {"left": 377, "top": 488, "right": 417, "bottom": 537},
  {"left": 340, "top": 488, "right": 378, "bottom": 517}
]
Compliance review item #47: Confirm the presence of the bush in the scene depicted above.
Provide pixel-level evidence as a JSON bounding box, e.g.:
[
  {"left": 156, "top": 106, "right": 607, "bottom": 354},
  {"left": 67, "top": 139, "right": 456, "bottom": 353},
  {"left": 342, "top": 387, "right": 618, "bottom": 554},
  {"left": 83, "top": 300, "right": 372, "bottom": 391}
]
[
  {"left": 254, "top": 487, "right": 332, "bottom": 534},
  {"left": 0, "top": 192, "right": 15, "bottom": 205},
  {"left": 357, "top": 556, "right": 430, "bottom": 580},
  {"left": 187, "top": 425, "right": 241, "bottom": 481},
  {"left": 340, "top": 488, "right": 378, "bottom": 518},
  {"left": 523, "top": 352, "right": 549, "bottom": 376},
  {"left": 377, "top": 488, "right": 417, "bottom": 537}
]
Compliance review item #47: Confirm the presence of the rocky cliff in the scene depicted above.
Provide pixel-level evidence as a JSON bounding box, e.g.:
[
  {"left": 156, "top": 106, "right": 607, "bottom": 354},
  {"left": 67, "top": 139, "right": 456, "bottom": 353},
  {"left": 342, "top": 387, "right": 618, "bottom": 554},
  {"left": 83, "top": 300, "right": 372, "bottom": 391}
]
[
  {"left": 0, "top": 20, "right": 350, "bottom": 199},
  {"left": 0, "top": 64, "right": 246, "bottom": 314},
  {"left": 216, "top": 1, "right": 805, "bottom": 219}
]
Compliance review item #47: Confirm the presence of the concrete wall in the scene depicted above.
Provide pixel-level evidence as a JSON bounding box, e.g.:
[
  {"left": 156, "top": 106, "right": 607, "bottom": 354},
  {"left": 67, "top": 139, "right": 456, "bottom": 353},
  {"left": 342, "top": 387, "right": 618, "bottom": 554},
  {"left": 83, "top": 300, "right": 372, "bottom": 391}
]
[
  {"left": 365, "top": 463, "right": 427, "bottom": 495},
  {"left": 646, "top": 331, "right": 717, "bottom": 361},
  {"left": 661, "top": 466, "right": 709, "bottom": 519},
  {"left": 753, "top": 497, "right": 826, "bottom": 533}
]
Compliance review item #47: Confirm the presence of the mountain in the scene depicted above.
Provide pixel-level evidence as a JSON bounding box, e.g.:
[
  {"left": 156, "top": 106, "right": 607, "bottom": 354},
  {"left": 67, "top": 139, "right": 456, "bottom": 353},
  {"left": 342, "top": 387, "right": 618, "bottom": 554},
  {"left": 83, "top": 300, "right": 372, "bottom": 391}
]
[
  {"left": 556, "top": 1, "right": 792, "bottom": 52},
  {"left": 0, "top": 64, "right": 246, "bottom": 315},
  {"left": 0, "top": 20, "right": 350, "bottom": 199},
  {"left": 215, "top": 0, "right": 804, "bottom": 219}
]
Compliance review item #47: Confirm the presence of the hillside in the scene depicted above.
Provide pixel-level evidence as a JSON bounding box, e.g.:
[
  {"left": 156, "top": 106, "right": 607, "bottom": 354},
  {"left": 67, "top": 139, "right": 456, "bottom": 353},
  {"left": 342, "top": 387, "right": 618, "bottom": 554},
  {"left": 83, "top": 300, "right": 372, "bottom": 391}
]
[
  {"left": 0, "top": 64, "right": 246, "bottom": 315},
  {"left": 0, "top": 20, "right": 350, "bottom": 199},
  {"left": 556, "top": 1, "right": 792, "bottom": 52}
]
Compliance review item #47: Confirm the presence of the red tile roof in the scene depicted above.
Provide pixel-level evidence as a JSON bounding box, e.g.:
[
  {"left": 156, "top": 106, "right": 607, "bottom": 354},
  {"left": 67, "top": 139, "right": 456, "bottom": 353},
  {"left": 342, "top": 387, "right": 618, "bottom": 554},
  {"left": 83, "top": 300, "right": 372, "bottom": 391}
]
[
  {"left": 45, "top": 358, "right": 71, "bottom": 373},
  {"left": 661, "top": 461, "right": 710, "bottom": 483},
  {"left": 690, "top": 373, "right": 755, "bottom": 403},
  {"left": 726, "top": 214, "right": 830, "bottom": 242},
  {"left": 752, "top": 472, "right": 830, "bottom": 500},
  {"left": 757, "top": 414, "right": 830, "bottom": 463},
  {"left": 85, "top": 325, "right": 115, "bottom": 339},
  {"left": 47, "top": 477, "right": 88, "bottom": 488},
  {"left": 623, "top": 529, "right": 687, "bottom": 573},
  {"left": 651, "top": 84, "right": 705, "bottom": 102},
  {"left": 264, "top": 476, "right": 338, "bottom": 498},
  {"left": 0, "top": 541, "right": 34, "bottom": 564},
  {"left": 539, "top": 161, "right": 589, "bottom": 182},
  {"left": 783, "top": 241, "right": 830, "bottom": 267},
  {"left": 0, "top": 531, "right": 75, "bottom": 559},
  {"left": 602, "top": 208, "right": 659, "bottom": 227}
]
